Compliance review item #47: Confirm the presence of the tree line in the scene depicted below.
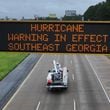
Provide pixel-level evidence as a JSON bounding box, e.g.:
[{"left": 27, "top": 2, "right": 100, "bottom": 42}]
[{"left": 84, "top": 0, "right": 110, "bottom": 20}]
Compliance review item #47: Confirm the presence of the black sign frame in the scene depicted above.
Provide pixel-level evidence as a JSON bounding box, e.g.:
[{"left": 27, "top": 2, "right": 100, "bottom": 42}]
[{"left": 0, "top": 20, "right": 110, "bottom": 54}]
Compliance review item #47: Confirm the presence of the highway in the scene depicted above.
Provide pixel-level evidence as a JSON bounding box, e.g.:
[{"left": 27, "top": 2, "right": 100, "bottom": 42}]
[{"left": 3, "top": 54, "right": 110, "bottom": 110}]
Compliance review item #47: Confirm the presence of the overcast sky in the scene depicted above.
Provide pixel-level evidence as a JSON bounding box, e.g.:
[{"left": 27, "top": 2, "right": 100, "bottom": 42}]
[{"left": 0, "top": 0, "right": 105, "bottom": 19}]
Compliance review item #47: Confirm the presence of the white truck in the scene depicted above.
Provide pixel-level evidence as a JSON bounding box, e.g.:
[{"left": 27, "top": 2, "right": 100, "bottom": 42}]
[{"left": 46, "top": 60, "right": 68, "bottom": 90}]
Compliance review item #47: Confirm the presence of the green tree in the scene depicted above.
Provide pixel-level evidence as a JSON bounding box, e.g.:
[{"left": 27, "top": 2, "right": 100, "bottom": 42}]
[
  {"left": 84, "top": 5, "right": 97, "bottom": 20},
  {"left": 84, "top": 1, "right": 110, "bottom": 20},
  {"left": 106, "top": 0, "right": 110, "bottom": 3}
]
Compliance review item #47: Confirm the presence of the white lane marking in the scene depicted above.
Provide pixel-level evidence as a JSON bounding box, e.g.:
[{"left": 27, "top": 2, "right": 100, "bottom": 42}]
[
  {"left": 3, "top": 54, "right": 44, "bottom": 110},
  {"left": 73, "top": 99, "right": 76, "bottom": 110},
  {"left": 85, "top": 55, "right": 110, "bottom": 104},
  {"left": 72, "top": 74, "right": 74, "bottom": 81},
  {"left": 36, "top": 101, "right": 41, "bottom": 110},
  {"left": 71, "top": 60, "right": 72, "bottom": 64}
]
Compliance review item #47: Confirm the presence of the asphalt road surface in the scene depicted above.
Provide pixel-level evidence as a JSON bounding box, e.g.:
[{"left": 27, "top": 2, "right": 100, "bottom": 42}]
[{"left": 3, "top": 54, "right": 110, "bottom": 110}]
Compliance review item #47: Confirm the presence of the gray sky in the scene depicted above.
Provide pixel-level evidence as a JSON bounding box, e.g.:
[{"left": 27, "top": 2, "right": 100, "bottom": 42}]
[{"left": 0, "top": 0, "right": 105, "bottom": 19}]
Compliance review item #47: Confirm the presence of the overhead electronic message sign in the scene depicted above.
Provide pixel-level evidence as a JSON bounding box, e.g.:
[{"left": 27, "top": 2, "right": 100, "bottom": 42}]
[{"left": 0, "top": 21, "right": 110, "bottom": 54}]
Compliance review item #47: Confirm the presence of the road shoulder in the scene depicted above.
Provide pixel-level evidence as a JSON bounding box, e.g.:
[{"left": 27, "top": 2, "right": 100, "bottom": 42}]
[{"left": 85, "top": 55, "right": 110, "bottom": 103}]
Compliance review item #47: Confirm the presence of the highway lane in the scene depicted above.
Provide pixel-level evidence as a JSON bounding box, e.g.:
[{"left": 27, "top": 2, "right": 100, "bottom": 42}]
[
  {"left": 3, "top": 54, "right": 110, "bottom": 110},
  {"left": 72, "top": 55, "right": 110, "bottom": 110}
]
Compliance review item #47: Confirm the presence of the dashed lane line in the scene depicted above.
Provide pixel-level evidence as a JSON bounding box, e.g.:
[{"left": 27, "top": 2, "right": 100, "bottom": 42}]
[{"left": 36, "top": 101, "right": 41, "bottom": 110}]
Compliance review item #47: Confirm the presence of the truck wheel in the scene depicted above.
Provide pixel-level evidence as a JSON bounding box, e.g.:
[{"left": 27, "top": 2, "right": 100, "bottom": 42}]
[
  {"left": 64, "top": 87, "right": 68, "bottom": 90},
  {"left": 47, "top": 88, "right": 51, "bottom": 91}
]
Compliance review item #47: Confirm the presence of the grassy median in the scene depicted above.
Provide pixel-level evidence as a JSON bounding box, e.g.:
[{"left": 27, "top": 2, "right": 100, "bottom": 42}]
[{"left": 0, "top": 52, "right": 29, "bottom": 81}]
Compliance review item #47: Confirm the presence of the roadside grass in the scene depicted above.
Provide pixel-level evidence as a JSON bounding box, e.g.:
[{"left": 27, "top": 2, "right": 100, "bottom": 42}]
[
  {"left": 106, "top": 55, "right": 110, "bottom": 59},
  {"left": 0, "top": 52, "right": 29, "bottom": 81}
]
